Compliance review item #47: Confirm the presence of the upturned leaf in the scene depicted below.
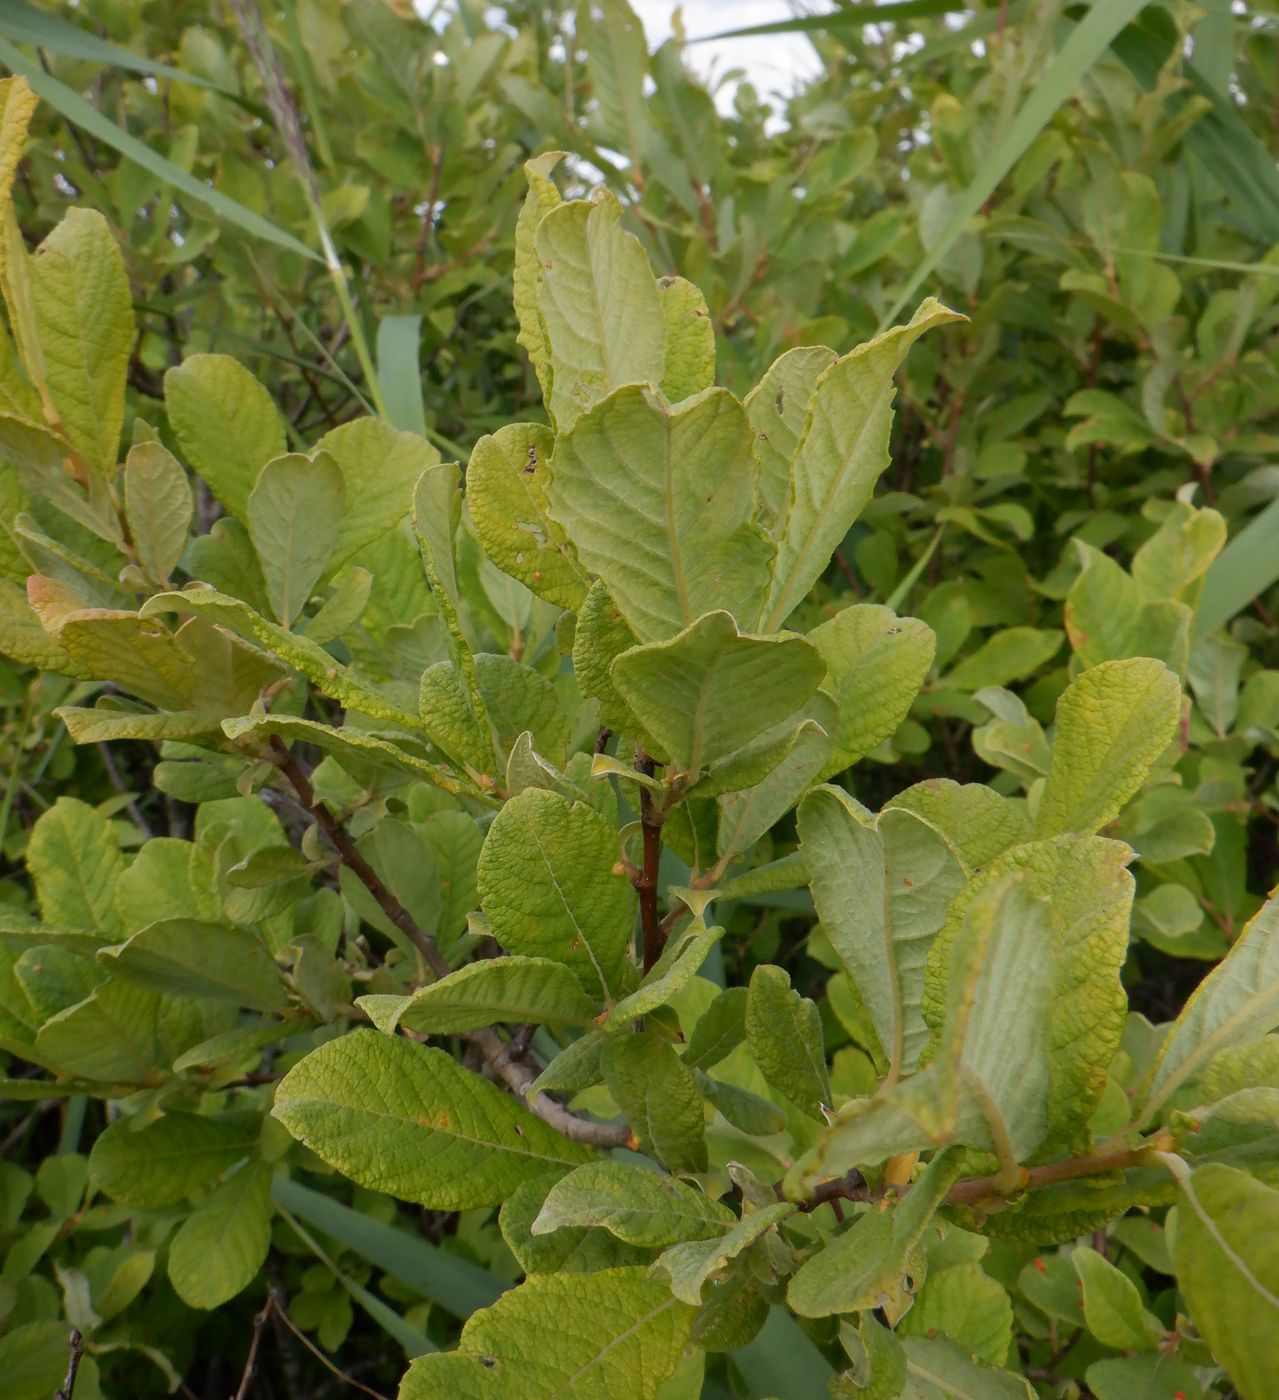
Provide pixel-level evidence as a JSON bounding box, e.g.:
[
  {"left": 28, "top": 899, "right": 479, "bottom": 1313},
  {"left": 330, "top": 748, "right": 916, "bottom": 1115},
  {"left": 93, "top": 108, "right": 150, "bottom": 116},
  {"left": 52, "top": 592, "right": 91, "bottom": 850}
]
[
  {"left": 122, "top": 440, "right": 192, "bottom": 584},
  {"left": 611, "top": 611, "right": 825, "bottom": 776},
  {"left": 167, "top": 1158, "right": 272, "bottom": 1310},
  {"left": 744, "top": 345, "right": 837, "bottom": 530},
  {"left": 532, "top": 1161, "right": 732, "bottom": 1247},
  {"left": 885, "top": 780, "right": 1031, "bottom": 875},
  {"left": 29, "top": 207, "right": 132, "bottom": 476},
  {"left": 477, "top": 788, "right": 635, "bottom": 1000},
  {"left": 26, "top": 796, "right": 124, "bottom": 938},
  {"left": 898, "top": 1265, "right": 1013, "bottom": 1367},
  {"left": 164, "top": 355, "right": 285, "bottom": 521},
  {"left": 657, "top": 275, "right": 715, "bottom": 402},
  {"left": 745, "top": 964, "right": 830, "bottom": 1120},
  {"left": 655, "top": 1201, "right": 795, "bottom": 1305},
  {"left": 800, "top": 788, "right": 964, "bottom": 1078},
  {"left": 900, "top": 1335, "right": 1034, "bottom": 1399},
  {"left": 398, "top": 1267, "right": 695, "bottom": 1399},
  {"left": 534, "top": 191, "right": 666, "bottom": 431},
  {"left": 763, "top": 300, "right": 963, "bottom": 629},
  {"left": 548, "top": 384, "right": 772, "bottom": 643},
  {"left": 247, "top": 451, "right": 345, "bottom": 627},
  {"left": 513, "top": 152, "right": 564, "bottom": 403},
  {"left": 1035, "top": 657, "right": 1180, "bottom": 838},
  {"left": 601, "top": 1031, "right": 707, "bottom": 1171},
  {"left": 272, "top": 1032, "right": 591, "bottom": 1209}
]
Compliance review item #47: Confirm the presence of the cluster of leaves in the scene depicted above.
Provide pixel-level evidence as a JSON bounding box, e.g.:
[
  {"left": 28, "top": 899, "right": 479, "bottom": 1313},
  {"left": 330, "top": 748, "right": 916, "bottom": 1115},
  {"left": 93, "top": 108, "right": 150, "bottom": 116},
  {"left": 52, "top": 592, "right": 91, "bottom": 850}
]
[{"left": 0, "top": 1, "right": 1277, "bottom": 1398}]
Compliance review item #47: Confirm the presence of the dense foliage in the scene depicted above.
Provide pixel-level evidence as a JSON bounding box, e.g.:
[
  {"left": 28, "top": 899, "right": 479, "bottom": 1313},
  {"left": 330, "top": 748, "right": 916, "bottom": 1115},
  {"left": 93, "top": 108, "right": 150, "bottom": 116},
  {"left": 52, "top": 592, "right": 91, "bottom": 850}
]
[{"left": 1, "top": 2, "right": 1278, "bottom": 1398}]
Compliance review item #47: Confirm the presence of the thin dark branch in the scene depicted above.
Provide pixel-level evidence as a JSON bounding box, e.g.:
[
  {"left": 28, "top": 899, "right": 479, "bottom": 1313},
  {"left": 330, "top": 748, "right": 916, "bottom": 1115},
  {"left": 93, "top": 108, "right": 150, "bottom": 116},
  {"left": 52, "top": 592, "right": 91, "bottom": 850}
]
[
  {"left": 634, "top": 753, "right": 665, "bottom": 972},
  {"left": 233, "top": 1292, "right": 275, "bottom": 1400},
  {"left": 269, "top": 1296, "right": 391, "bottom": 1400},
  {"left": 268, "top": 738, "right": 630, "bottom": 1149},
  {"left": 54, "top": 1329, "right": 84, "bottom": 1400},
  {"left": 96, "top": 742, "right": 153, "bottom": 837}
]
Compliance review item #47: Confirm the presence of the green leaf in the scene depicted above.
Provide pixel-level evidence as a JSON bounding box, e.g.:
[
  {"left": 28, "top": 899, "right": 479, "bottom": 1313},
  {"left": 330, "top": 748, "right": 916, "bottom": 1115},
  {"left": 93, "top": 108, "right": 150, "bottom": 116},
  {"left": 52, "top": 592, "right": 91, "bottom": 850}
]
[
  {"left": 97, "top": 919, "right": 288, "bottom": 1012},
  {"left": 90, "top": 1112, "right": 258, "bottom": 1208},
  {"left": 375, "top": 313, "right": 426, "bottom": 437},
  {"left": 167, "top": 1158, "right": 272, "bottom": 1309},
  {"left": 247, "top": 451, "right": 345, "bottom": 627},
  {"left": 763, "top": 300, "right": 962, "bottom": 629},
  {"left": 572, "top": 580, "right": 647, "bottom": 737},
  {"left": 878, "top": 0, "right": 1150, "bottom": 329},
  {"left": 501, "top": 1170, "right": 646, "bottom": 1276},
  {"left": 745, "top": 964, "right": 830, "bottom": 1120},
  {"left": 477, "top": 788, "right": 635, "bottom": 1000},
  {"left": 602, "top": 1030, "right": 706, "bottom": 1172},
  {"left": 800, "top": 788, "right": 964, "bottom": 1078},
  {"left": 548, "top": 384, "right": 772, "bottom": 643},
  {"left": 398, "top": 1267, "right": 694, "bottom": 1400},
  {"left": 1072, "top": 1246, "right": 1161, "bottom": 1352},
  {"left": 26, "top": 797, "right": 125, "bottom": 938},
  {"left": 924, "top": 836, "right": 1133, "bottom": 1155},
  {"left": 0, "top": 1320, "right": 73, "bottom": 1400},
  {"left": 272, "top": 1031, "right": 591, "bottom": 1208},
  {"left": 796, "top": 875, "right": 1054, "bottom": 1182},
  {"left": 357, "top": 957, "right": 598, "bottom": 1036},
  {"left": 898, "top": 1264, "right": 1013, "bottom": 1366},
  {"left": 165, "top": 356, "right": 286, "bottom": 521},
  {"left": 657, "top": 275, "right": 714, "bottom": 402},
  {"left": 1170, "top": 1161, "right": 1279, "bottom": 1400},
  {"left": 788, "top": 1151, "right": 962, "bottom": 1318},
  {"left": 534, "top": 191, "right": 666, "bottom": 431},
  {"left": 885, "top": 780, "right": 1031, "bottom": 874},
  {"left": 946, "top": 627, "right": 1062, "bottom": 691},
  {"left": 603, "top": 920, "right": 725, "bottom": 1030},
  {"left": 806, "top": 604, "right": 935, "bottom": 778},
  {"left": 743, "top": 346, "right": 837, "bottom": 529},
  {"left": 1084, "top": 1354, "right": 1205, "bottom": 1400},
  {"left": 1139, "top": 895, "right": 1279, "bottom": 1124},
  {"left": 900, "top": 1335, "right": 1034, "bottom": 1400},
  {"left": 314, "top": 416, "right": 440, "bottom": 574},
  {"left": 513, "top": 151, "right": 564, "bottom": 405},
  {"left": 655, "top": 1201, "right": 794, "bottom": 1305},
  {"left": 612, "top": 611, "right": 824, "bottom": 775},
  {"left": 1197, "top": 495, "right": 1279, "bottom": 638},
  {"left": 122, "top": 440, "right": 192, "bottom": 584},
  {"left": 1035, "top": 658, "right": 1180, "bottom": 838},
  {"left": 29, "top": 208, "right": 132, "bottom": 475},
  {"left": 532, "top": 1160, "right": 732, "bottom": 1247},
  {"left": 468, "top": 422, "right": 587, "bottom": 610},
  {"left": 682, "top": 986, "right": 747, "bottom": 1071}
]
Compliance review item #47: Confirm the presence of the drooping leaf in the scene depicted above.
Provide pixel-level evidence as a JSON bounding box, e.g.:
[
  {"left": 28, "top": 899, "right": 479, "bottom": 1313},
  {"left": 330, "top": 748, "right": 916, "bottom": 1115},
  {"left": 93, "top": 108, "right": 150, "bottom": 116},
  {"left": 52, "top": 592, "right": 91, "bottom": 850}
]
[
  {"left": 1035, "top": 658, "right": 1180, "bottom": 838},
  {"left": 97, "top": 919, "right": 288, "bottom": 1012},
  {"left": 477, "top": 788, "right": 636, "bottom": 1000},
  {"left": 167, "top": 1158, "right": 273, "bottom": 1310},
  {"left": 655, "top": 1202, "right": 795, "bottom": 1305},
  {"left": 532, "top": 1160, "right": 732, "bottom": 1248},
  {"left": 1072, "top": 1246, "right": 1161, "bottom": 1352},
  {"left": 273, "top": 1032, "right": 591, "bottom": 1209},
  {"left": 398, "top": 1267, "right": 695, "bottom": 1399},
  {"left": 900, "top": 1334, "right": 1035, "bottom": 1399},
  {"left": 745, "top": 964, "right": 830, "bottom": 1120},
  {"left": 601, "top": 1031, "right": 707, "bottom": 1172},
  {"left": 164, "top": 355, "right": 285, "bottom": 521},
  {"left": 90, "top": 1112, "right": 259, "bottom": 1209},
  {"left": 122, "top": 440, "right": 193, "bottom": 584},
  {"left": 26, "top": 796, "right": 125, "bottom": 938},
  {"left": 611, "top": 611, "right": 825, "bottom": 775},
  {"left": 357, "top": 957, "right": 598, "bottom": 1036}
]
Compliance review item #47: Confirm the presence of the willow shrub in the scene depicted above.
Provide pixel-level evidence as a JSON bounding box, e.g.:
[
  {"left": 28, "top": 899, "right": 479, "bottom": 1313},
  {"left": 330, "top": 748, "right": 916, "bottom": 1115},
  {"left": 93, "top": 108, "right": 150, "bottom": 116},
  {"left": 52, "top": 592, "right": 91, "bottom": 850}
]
[{"left": 0, "top": 74, "right": 1276, "bottom": 1400}]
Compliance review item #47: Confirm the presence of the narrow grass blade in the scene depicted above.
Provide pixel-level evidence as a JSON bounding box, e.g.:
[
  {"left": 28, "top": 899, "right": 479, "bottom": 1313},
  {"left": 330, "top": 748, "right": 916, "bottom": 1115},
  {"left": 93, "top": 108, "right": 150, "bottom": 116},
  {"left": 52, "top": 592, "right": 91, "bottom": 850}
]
[
  {"left": 0, "top": 36, "right": 319, "bottom": 261},
  {"left": 1196, "top": 496, "right": 1279, "bottom": 638},
  {"left": 272, "top": 1176, "right": 506, "bottom": 1320},
  {"left": 696, "top": 0, "right": 970, "bottom": 40},
  {"left": 276, "top": 1199, "right": 436, "bottom": 1356},
  {"left": 879, "top": 0, "right": 1147, "bottom": 330},
  {"left": 0, "top": 0, "right": 225, "bottom": 91},
  {"left": 1111, "top": 8, "right": 1279, "bottom": 243},
  {"left": 377, "top": 315, "right": 428, "bottom": 437}
]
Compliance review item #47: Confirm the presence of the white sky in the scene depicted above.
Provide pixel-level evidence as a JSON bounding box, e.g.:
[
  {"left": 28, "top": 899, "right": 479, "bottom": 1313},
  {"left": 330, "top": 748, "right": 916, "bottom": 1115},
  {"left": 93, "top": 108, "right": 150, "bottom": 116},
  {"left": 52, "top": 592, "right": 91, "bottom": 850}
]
[{"left": 629, "top": 1, "right": 822, "bottom": 103}]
